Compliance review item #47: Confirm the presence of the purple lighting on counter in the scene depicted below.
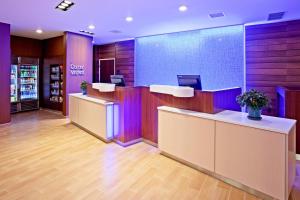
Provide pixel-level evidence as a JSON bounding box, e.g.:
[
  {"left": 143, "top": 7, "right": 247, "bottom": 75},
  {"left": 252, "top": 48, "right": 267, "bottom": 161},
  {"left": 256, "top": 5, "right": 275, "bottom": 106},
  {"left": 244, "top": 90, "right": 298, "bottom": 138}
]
[{"left": 106, "top": 104, "right": 114, "bottom": 139}]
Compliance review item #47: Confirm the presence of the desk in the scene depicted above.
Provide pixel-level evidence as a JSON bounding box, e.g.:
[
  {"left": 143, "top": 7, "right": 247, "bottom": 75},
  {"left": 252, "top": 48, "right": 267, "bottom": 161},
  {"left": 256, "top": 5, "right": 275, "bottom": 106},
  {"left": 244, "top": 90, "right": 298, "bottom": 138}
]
[
  {"left": 69, "top": 93, "right": 115, "bottom": 142},
  {"left": 158, "top": 106, "right": 296, "bottom": 200}
]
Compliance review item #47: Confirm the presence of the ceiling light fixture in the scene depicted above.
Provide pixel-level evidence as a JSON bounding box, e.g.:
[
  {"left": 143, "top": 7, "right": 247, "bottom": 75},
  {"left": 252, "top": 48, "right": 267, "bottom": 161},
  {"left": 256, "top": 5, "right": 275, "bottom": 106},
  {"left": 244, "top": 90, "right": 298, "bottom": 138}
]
[
  {"left": 88, "top": 24, "right": 95, "bottom": 30},
  {"left": 126, "top": 16, "right": 133, "bottom": 22},
  {"left": 56, "top": 0, "right": 74, "bottom": 11},
  {"left": 64, "top": 0, "right": 72, "bottom": 4},
  {"left": 79, "top": 30, "right": 94, "bottom": 35},
  {"left": 36, "top": 29, "right": 43, "bottom": 34},
  {"left": 179, "top": 5, "right": 188, "bottom": 12}
]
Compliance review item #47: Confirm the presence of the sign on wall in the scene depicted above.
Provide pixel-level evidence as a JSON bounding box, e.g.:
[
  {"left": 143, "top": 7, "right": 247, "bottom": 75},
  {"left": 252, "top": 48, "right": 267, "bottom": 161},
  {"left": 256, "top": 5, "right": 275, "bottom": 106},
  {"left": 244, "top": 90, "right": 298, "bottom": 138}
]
[{"left": 70, "top": 64, "right": 85, "bottom": 76}]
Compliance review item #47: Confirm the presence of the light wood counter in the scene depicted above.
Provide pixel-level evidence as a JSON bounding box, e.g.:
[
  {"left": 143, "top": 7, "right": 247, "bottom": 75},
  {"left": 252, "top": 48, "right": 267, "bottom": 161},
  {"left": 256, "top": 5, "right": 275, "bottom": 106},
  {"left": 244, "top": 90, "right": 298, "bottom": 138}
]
[
  {"left": 158, "top": 106, "right": 296, "bottom": 200},
  {"left": 69, "top": 93, "right": 115, "bottom": 142}
]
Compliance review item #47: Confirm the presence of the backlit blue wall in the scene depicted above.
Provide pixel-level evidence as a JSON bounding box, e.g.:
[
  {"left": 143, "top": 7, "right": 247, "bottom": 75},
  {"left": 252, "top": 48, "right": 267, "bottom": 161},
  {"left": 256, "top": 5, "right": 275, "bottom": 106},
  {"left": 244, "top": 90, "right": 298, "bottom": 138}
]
[{"left": 135, "top": 25, "right": 244, "bottom": 90}]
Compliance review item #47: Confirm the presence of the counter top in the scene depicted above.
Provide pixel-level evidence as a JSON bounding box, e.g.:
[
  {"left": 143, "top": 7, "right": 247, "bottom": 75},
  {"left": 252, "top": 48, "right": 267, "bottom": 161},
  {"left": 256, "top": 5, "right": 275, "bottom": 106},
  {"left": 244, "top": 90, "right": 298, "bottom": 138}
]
[
  {"left": 150, "top": 85, "right": 194, "bottom": 97},
  {"left": 92, "top": 83, "right": 116, "bottom": 92},
  {"left": 69, "top": 93, "right": 114, "bottom": 105},
  {"left": 158, "top": 106, "right": 296, "bottom": 134}
]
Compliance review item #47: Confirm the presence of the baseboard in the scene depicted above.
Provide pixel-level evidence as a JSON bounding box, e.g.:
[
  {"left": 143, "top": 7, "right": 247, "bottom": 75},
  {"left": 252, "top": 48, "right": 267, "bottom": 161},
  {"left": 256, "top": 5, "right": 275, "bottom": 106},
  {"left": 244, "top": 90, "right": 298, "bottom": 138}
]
[
  {"left": 71, "top": 122, "right": 113, "bottom": 143},
  {"left": 296, "top": 154, "right": 300, "bottom": 161},
  {"left": 113, "top": 138, "right": 142, "bottom": 147},
  {"left": 142, "top": 139, "right": 158, "bottom": 147}
]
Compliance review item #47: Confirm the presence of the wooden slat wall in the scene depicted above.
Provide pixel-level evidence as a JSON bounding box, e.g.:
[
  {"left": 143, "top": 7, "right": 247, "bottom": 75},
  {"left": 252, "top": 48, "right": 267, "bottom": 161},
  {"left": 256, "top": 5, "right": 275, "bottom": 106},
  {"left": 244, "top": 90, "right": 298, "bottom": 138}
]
[
  {"left": 93, "top": 40, "right": 135, "bottom": 86},
  {"left": 246, "top": 20, "right": 300, "bottom": 116},
  {"left": 11, "top": 36, "right": 43, "bottom": 58},
  {"left": 115, "top": 40, "right": 135, "bottom": 86}
]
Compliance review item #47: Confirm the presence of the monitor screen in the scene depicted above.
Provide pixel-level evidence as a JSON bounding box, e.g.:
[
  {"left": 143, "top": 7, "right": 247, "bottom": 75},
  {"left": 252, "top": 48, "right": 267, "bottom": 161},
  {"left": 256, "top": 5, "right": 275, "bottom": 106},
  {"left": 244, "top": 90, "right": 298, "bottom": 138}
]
[
  {"left": 177, "top": 75, "right": 202, "bottom": 90},
  {"left": 111, "top": 75, "right": 125, "bottom": 87}
]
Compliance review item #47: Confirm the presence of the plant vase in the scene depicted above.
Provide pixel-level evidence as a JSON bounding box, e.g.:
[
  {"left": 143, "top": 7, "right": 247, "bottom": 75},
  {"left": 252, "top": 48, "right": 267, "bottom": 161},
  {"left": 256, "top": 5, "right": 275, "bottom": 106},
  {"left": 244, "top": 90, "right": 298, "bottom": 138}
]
[
  {"left": 247, "top": 107, "right": 262, "bottom": 120},
  {"left": 81, "top": 88, "right": 87, "bottom": 95}
]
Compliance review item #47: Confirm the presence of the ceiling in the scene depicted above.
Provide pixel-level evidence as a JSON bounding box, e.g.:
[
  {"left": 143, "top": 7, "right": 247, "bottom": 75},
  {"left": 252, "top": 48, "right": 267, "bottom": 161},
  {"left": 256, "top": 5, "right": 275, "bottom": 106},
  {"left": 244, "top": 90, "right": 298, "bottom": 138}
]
[{"left": 0, "top": 0, "right": 299, "bottom": 44}]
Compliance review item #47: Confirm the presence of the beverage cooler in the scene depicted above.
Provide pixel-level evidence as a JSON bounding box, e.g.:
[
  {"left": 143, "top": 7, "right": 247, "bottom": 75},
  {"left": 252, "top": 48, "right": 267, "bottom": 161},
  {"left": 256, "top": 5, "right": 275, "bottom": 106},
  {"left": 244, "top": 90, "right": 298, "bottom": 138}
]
[{"left": 11, "top": 57, "right": 39, "bottom": 113}]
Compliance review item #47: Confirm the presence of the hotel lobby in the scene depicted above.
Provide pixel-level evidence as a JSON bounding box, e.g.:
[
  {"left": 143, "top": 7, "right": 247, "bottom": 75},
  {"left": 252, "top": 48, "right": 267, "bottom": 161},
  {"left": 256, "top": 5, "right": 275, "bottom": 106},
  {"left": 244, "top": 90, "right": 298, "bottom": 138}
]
[{"left": 0, "top": 0, "right": 300, "bottom": 199}]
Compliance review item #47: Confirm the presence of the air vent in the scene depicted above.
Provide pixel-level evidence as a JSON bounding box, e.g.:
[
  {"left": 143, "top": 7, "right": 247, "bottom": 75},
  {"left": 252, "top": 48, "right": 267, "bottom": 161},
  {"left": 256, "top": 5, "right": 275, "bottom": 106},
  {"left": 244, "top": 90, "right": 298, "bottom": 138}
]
[
  {"left": 110, "top": 30, "right": 122, "bottom": 34},
  {"left": 209, "top": 12, "right": 225, "bottom": 18},
  {"left": 268, "top": 12, "right": 285, "bottom": 21}
]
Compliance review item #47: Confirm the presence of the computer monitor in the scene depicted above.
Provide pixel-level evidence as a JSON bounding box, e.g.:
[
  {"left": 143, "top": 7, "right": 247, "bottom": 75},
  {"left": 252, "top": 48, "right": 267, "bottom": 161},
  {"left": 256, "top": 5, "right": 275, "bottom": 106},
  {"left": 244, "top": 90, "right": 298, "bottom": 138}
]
[
  {"left": 111, "top": 75, "right": 125, "bottom": 87},
  {"left": 177, "top": 75, "right": 202, "bottom": 90}
]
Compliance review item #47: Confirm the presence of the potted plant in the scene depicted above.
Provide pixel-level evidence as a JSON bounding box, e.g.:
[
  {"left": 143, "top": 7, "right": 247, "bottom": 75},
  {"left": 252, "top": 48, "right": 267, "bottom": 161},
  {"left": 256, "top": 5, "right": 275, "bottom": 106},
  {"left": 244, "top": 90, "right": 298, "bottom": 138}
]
[
  {"left": 80, "top": 81, "right": 88, "bottom": 95},
  {"left": 236, "top": 89, "right": 270, "bottom": 120}
]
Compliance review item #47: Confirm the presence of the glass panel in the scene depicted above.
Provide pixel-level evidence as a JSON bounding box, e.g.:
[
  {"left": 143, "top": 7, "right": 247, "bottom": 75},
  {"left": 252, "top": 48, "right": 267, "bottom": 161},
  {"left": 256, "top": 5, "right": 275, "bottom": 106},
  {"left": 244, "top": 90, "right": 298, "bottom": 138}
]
[
  {"left": 10, "top": 65, "right": 18, "bottom": 102},
  {"left": 20, "top": 65, "right": 38, "bottom": 100}
]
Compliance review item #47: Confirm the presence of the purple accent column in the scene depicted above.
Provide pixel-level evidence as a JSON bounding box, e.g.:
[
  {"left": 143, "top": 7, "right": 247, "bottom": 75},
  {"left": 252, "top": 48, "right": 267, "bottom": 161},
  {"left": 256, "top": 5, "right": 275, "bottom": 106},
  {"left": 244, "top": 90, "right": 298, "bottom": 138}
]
[
  {"left": 64, "top": 32, "right": 93, "bottom": 116},
  {"left": 0, "top": 22, "right": 11, "bottom": 124}
]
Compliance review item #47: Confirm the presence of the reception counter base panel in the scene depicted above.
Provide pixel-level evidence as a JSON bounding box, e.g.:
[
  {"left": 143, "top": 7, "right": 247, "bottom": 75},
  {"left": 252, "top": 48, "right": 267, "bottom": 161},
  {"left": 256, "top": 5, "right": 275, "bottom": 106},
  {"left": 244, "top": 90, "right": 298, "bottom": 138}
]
[{"left": 158, "top": 106, "right": 296, "bottom": 200}]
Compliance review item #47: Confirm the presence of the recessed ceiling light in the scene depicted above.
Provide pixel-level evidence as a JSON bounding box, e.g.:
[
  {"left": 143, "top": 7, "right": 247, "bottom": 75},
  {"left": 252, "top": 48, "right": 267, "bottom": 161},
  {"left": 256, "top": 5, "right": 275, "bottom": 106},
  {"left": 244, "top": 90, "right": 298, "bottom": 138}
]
[
  {"left": 179, "top": 5, "right": 188, "bottom": 12},
  {"left": 56, "top": 0, "right": 74, "bottom": 11},
  {"left": 126, "top": 16, "right": 133, "bottom": 22},
  {"left": 58, "top": 5, "right": 65, "bottom": 9},
  {"left": 88, "top": 24, "right": 95, "bottom": 30},
  {"left": 36, "top": 29, "right": 43, "bottom": 34},
  {"left": 61, "top": 2, "right": 69, "bottom": 7}
]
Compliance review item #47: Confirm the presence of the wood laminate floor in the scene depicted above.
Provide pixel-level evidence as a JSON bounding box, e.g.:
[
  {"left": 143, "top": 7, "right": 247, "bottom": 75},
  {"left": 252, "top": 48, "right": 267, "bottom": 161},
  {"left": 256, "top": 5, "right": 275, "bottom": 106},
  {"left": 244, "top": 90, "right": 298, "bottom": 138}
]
[{"left": 0, "top": 110, "right": 299, "bottom": 200}]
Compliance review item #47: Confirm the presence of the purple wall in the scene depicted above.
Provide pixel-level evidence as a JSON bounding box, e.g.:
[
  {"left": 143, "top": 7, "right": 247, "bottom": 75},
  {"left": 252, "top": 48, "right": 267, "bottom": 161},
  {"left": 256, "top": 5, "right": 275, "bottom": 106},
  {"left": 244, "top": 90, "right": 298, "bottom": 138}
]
[
  {"left": 0, "top": 22, "right": 11, "bottom": 124},
  {"left": 64, "top": 32, "right": 93, "bottom": 115}
]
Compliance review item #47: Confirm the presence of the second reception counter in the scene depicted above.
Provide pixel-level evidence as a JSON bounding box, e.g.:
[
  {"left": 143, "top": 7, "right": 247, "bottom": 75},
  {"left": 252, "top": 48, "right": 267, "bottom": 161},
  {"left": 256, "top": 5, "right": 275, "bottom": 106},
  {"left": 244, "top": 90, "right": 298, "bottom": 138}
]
[{"left": 158, "top": 106, "right": 296, "bottom": 200}]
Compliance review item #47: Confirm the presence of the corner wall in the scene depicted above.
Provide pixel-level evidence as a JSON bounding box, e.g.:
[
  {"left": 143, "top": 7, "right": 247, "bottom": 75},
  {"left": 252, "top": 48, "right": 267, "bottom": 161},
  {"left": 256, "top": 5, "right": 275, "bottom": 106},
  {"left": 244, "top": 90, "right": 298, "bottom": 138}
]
[
  {"left": 64, "top": 32, "right": 93, "bottom": 115},
  {"left": 0, "top": 23, "right": 11, "bottom": 124}
]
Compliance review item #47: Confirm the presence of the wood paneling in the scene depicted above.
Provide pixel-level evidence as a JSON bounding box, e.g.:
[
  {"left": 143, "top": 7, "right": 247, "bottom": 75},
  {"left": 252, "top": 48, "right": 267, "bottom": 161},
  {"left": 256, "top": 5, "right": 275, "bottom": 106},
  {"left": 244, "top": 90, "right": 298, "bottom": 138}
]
[
  {"left": 87, "top": 85, "right": 240, "bottom": 145},
  {"left": 0, "top": 23, "right": 11, "bottom": 124},
  {"left": 115, "top": 40, "right": 135, "bottom": 86},
  {"left": 93, "top": 40, "right": 135, "bottom": 86},
  {"left": 141, "top": 87, "right": 241, "bottom": 143},
  {"left": 41, "top": 36, "right": 65, "bottom": 110},
  {"left": 87, "top": 84, "right": 141, "bottom": 144},
  {"left": 43, "top": 36, "right": 64, "bottom": 57},
  {"left": 246, "top": 19, "right": 300, "bottom": 116},
  {"left": 277, "top": 86, "right": 300, "bottom": 153},
  {"left": 11, "top": 36, "right": 43, "bottom": 58}
]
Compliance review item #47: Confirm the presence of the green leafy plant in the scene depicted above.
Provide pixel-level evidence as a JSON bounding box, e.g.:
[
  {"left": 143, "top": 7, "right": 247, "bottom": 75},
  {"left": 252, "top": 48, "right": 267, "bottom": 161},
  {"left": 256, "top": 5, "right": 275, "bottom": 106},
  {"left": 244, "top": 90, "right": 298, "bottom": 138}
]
[
  {"left": 80, "top": 81, "right": 88, "bottom": 90},
  {"left": 236, "top": 89, "right": 270, "bottom": 110}
]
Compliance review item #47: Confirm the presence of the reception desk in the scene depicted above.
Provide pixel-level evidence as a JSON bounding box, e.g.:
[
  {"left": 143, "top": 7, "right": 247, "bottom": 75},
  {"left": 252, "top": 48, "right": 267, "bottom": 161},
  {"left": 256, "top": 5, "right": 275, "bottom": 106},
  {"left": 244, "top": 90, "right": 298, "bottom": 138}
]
[
  {"left": 158, "top": 106, "right": 296, "bottom": 200},
  {"left": 86, "top": 84, "right": 241, "bottom": 145},
  {"left": 69, "top": 93, "right": 115, "bottom": 142}
]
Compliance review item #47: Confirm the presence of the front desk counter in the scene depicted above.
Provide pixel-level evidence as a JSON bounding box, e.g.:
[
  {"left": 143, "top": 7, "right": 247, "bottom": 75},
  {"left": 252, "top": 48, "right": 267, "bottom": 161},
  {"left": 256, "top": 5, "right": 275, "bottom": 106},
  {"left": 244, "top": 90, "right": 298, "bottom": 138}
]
[
  {"left": 69, "top": 93, "right": 115, "bottom": 142},
  {"left": 158, "top": 106, "right": 296, "bottom": 200},
  {"left": 86, "top": 83, "right": 242, "bottom": 146}
]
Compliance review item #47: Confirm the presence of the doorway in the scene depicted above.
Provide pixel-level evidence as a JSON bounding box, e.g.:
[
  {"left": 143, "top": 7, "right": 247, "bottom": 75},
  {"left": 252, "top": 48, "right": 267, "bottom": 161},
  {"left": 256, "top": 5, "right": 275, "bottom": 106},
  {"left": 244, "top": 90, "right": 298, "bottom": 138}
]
[{"left": 97, "top": 58, "right": 115, "bottom": 83}]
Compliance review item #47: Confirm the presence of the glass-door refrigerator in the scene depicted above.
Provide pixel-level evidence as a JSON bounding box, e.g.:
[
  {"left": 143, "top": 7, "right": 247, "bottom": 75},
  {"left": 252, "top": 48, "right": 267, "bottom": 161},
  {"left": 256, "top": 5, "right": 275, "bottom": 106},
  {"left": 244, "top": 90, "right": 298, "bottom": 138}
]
[
  {"left": 10, "top": 65, "right": 18, "bottom": 103},
  {"left": 10, "top": 57, "right": 40, "bottom": 113},
  {"left": 20, "top": 65, "right": 38, "bottom": 100}
]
